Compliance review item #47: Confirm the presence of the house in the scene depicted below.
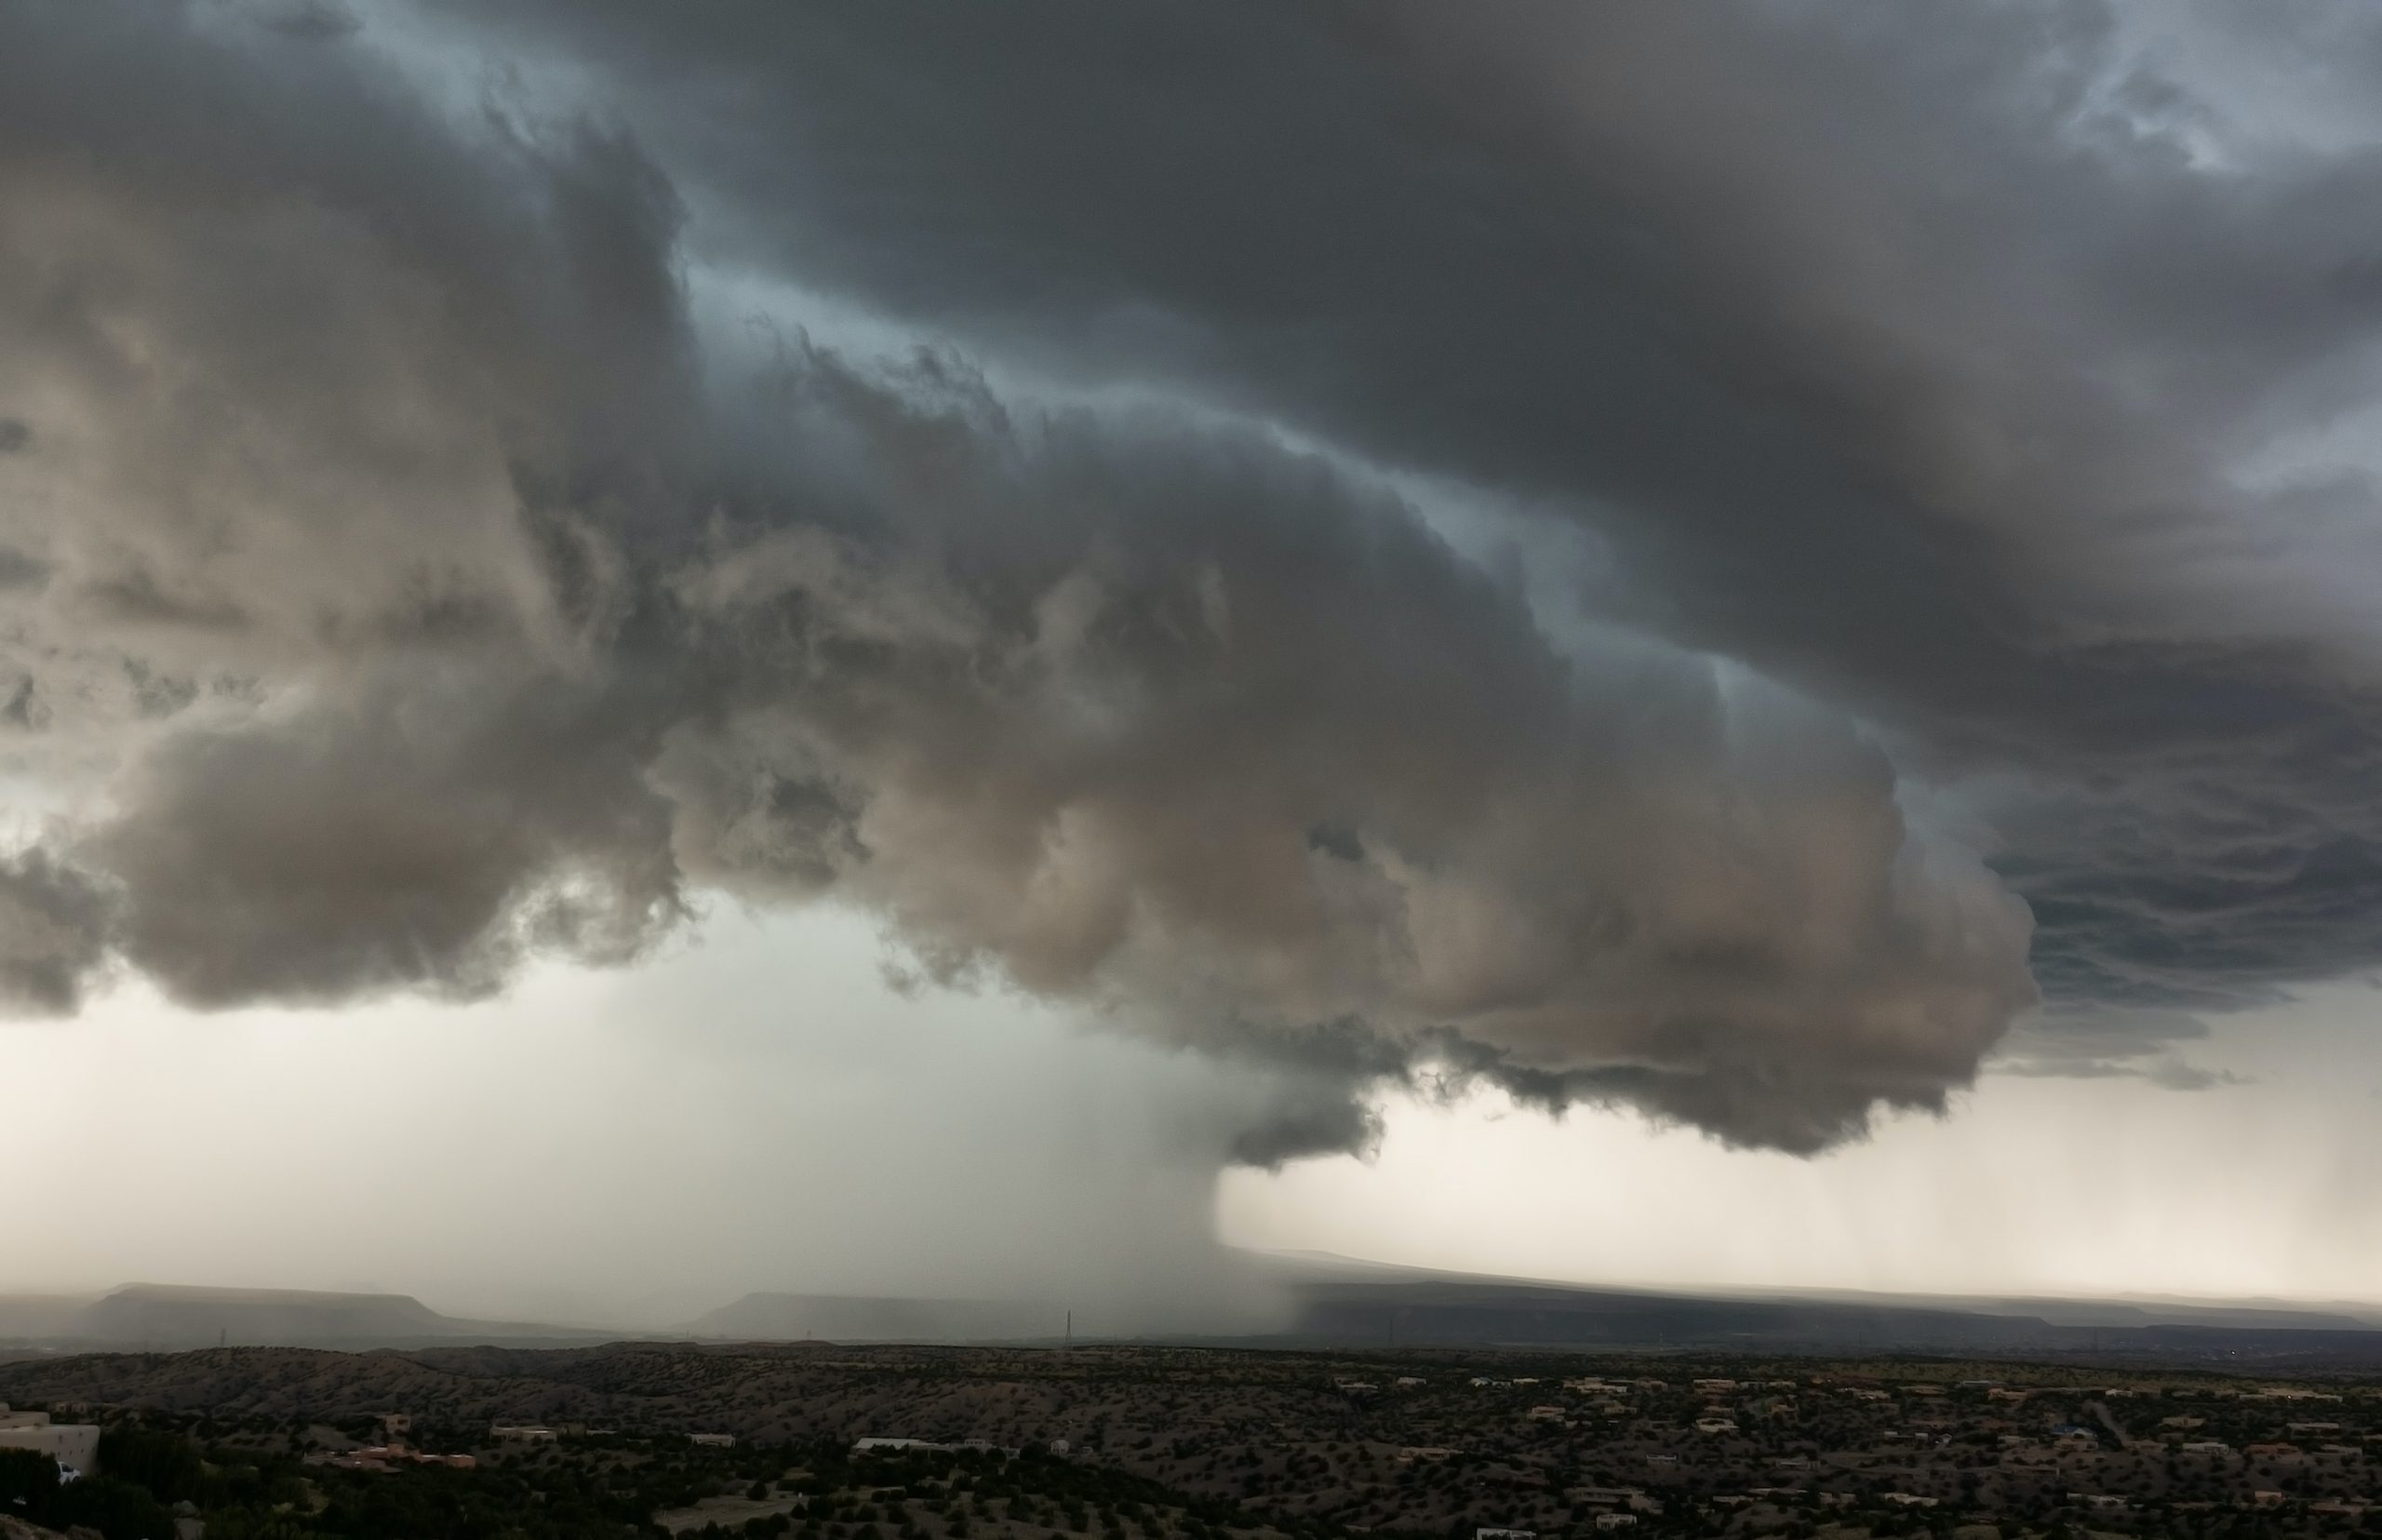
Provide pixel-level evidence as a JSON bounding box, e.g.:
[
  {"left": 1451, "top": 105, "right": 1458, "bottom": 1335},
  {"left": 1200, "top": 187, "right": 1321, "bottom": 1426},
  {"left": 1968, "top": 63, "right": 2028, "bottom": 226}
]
[
  {"left": 1475, "top": 1528, "right": 1534, "bottom": 1540},
  {"left": 1693, "top": 1417, "right": 1738, "bottom": 1436},
  {"left": 689, "top": 1433, "right": 736, "bottom": 1448},
  {"left": 1591, "top": 1517, "right": 1637, "bottom": 1532},
  {"left": 491, "top": 1425, "right": 558, "bottom": 1442},
  {"left": 0, "top": 1405, "right": 101, "bottom": 1478},
  {"left": 1568, "top": 1487, "right": 1643, "bottom": 1510}
]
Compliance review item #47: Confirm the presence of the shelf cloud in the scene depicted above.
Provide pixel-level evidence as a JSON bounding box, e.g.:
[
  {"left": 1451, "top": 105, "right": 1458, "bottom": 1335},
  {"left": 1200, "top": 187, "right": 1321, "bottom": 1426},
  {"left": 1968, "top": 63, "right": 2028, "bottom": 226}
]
[{"left": 7, "top": 2, "right": 2379, "bottom": 1162}]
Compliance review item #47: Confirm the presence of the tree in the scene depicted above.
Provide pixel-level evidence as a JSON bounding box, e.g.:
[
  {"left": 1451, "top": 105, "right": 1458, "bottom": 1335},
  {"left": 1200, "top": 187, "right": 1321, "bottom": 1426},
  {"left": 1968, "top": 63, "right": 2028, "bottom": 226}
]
[
  {"left": 47, "top": 1474, "right": 179, "bottom": 1540},
  {"left": 0, "top": 1447, "right": 60, "bottom": 1510},
  {"left": 100, "top": 1427, "right": 206, "bottom": 1505}
]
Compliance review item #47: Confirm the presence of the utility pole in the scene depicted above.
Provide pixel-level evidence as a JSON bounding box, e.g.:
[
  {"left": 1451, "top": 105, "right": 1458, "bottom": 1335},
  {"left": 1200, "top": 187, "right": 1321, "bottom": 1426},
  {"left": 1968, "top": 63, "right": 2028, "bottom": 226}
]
[{"left": 1064, "top": 1310, "right": 1072, "bottom": 1350}]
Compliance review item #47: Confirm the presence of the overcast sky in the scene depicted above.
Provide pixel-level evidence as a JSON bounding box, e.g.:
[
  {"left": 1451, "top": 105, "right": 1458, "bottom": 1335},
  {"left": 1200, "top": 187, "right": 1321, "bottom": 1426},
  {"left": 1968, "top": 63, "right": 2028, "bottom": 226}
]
[{"left": 6, "top": 0, "right": 2382, "bottom": 1325}]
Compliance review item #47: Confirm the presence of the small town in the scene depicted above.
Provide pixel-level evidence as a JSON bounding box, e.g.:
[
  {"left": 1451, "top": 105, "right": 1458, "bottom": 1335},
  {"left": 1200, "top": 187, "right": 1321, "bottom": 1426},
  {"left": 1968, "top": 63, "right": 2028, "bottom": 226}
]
[{"left": 6, "top": 1345, "right": 2382, "bottom": 1539}]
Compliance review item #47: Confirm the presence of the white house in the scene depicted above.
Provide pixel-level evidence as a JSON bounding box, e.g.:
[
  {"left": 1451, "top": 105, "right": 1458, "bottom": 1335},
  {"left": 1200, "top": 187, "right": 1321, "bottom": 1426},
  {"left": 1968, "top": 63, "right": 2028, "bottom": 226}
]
[{"left": 0, "top": 1405, "right": 101, "bottom": 1478}]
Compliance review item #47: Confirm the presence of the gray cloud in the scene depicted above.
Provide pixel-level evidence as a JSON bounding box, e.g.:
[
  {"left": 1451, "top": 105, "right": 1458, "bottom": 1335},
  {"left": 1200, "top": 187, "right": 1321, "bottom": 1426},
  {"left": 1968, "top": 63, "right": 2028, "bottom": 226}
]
[
  {"left": 82, "top": 672, "right": 685, "bottom": 1008},
  {"left": 1988, "top": 1004, "right": 2251, "bottom": 1091},
  {"left": 0, "top": 848, "right": 112, "bottom": 1015},
  {"left": 400, "top": 1, "right": 2382, "bottom": 1056},
  {"left": 23, "top": 0, "right": 2382, "bottom": 1169},
  {"left": 657, "top": 349, "right": 2034, "bottom": 1153},
  {"left": 0, "top": 0, "right": 2036, "bottom": 1158}
]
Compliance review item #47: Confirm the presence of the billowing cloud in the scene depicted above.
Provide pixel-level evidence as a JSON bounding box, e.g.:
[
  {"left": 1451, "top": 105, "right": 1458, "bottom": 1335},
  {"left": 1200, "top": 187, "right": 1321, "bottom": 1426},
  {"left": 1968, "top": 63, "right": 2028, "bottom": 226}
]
[
  {"left": 415, "top": 1, "right": 2382, "bottom": 1041},
  {"left": 16, "top": 0, "right": 2380, "bottom": 1164},
  {"left": 0, "top": 848, "right": 113, "bottom": 1015},
  {"left": 647, "top": 354, "right": 2036, "bottom": 1155}
]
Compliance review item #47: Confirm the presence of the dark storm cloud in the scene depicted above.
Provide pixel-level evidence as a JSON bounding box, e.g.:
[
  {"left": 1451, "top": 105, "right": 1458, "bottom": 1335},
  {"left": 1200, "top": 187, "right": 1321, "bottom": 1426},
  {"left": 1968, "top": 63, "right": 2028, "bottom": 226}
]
[
  {"left": 649, "top": 350, "right": 2033, "bottom": 1154},
  {"left": 1988, "top": 1003, "right": 2251, "bottom": 1091},
  {"left": 0, "top": 0, "right": 705, "bottom": 997},
  {"left": 0, "top": 848, "right": 112, "bottom": 1015},
  {"left": 0, "top": 0, "right": 2040, "bottom": 1155},
  {"left": 85, "top": 672, "right": 686, "bottom": 1008},
  {"left": 13, "top": 0, "right": 2372, "bottom": 1158},
  {"left": 420, "top": 0, "right": 2382, "bottom": 1042}
]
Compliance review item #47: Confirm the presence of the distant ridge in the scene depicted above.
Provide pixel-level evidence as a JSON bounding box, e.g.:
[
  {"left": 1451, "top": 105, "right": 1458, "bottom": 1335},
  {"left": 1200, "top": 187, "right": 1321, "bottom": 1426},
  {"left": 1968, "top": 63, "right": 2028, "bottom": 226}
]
[
  {"left": 688, "top": 1292, "right": 1065, "bottom": 1344},
  {"left": 1254, "top": 1251, "right": 2382, "bottom": 1330},
  {"left": 1, "top": 1283, "right": 611, "bottom": 1351},
  {"left": 1250, "top": 1252, "right": 2382, "bottom": 1357},
  {"left": 11, "top": 1262, "right": 2379, "bottom": 1359}
]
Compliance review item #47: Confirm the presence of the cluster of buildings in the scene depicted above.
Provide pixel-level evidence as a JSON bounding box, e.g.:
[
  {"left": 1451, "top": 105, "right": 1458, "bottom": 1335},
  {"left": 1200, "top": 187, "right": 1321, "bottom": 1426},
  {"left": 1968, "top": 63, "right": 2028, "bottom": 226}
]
[
  {"left": 313, "top": 1415, "right": 475, "bottom": 1474},
  {"left": 851, "top": 1437, "right": 1007, "bottom": 1455},
  {"left": 489, "top": 1424, "right": 560, "bottom": 1442},
  {"left": 306, "top": 1413, "right": 735, "bottom": 1473},
  {"left": 316, "top": 1444, "right": 477, "bottom": 1474}
]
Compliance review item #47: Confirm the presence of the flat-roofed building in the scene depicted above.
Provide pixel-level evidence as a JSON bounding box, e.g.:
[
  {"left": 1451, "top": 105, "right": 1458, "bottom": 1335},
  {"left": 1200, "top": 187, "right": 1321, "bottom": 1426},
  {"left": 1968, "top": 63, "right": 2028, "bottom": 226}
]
[{"left": 0, "top": 1405, "right": 100, "bottom": 1477}]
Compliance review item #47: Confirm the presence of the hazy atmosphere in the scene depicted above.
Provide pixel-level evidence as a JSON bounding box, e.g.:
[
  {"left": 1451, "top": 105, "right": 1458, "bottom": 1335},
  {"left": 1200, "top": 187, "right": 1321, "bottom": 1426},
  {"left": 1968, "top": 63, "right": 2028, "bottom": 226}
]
[{"left": 7, "top": 0, "right": 2382, "bottom": 1332}]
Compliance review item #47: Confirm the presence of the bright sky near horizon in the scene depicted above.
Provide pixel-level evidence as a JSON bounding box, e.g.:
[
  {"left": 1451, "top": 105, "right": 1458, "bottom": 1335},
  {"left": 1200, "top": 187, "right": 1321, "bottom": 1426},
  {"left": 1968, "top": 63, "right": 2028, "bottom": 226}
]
[{"left": 9, "top": 909, "right": 2379, "bottom": 1324}]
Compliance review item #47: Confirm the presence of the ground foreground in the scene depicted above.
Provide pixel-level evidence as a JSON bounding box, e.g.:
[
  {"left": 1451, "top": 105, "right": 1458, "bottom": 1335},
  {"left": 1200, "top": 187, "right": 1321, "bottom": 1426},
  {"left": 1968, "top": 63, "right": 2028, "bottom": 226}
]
[{"left": 2, "top": 1342, "right": 2378, "bottom": 1538}]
